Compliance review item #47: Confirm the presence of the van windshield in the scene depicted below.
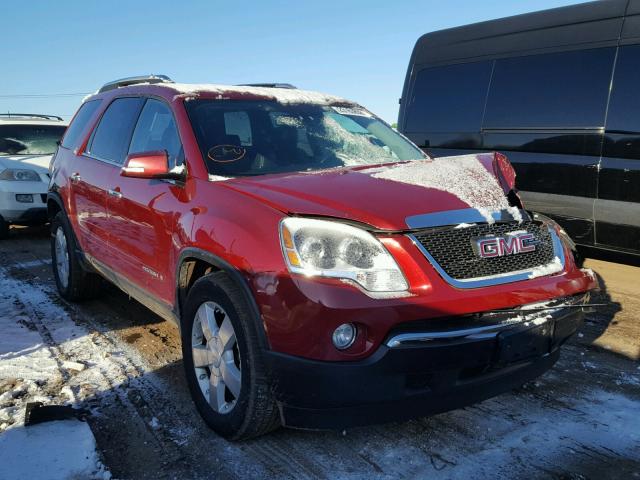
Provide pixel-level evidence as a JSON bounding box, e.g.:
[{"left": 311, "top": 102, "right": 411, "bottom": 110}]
[
  {"left": 0, "top": 124, "right": 67, "bottom": 155},
  {"left": 185, "top": 100, "right": 426, "bottom": 177}
]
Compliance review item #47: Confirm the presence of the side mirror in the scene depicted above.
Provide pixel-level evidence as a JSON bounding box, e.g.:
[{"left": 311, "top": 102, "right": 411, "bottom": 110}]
[{"left": 121, "top": 151, "right": 184, "bottom": 181}]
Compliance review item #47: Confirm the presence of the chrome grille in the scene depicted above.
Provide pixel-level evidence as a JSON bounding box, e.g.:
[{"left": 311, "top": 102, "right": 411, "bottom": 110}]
[{"left": 411, "top": 221, "right": 556, "bottom": 280}]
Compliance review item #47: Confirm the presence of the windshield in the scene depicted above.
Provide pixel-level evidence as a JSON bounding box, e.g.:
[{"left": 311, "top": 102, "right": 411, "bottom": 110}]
[
  {"left": 0, "top": 124, "right": 67, "bottom": 155},
  {"left": 185, "top": 100, "right": 426, "bottom": 177}
]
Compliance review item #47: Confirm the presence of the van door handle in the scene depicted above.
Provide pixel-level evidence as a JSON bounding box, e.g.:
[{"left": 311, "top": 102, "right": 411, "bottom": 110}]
[
  {"left": 70, "top": 173, "right": 81, "bottom": 183},
  {"left": 108, "top": 189, "right": 123, "bottom": 199}
]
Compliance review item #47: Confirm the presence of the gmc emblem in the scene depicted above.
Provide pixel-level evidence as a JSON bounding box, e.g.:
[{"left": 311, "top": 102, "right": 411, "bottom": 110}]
[{"left": 472, "top": 232, "right": 537, "bottom": 258}]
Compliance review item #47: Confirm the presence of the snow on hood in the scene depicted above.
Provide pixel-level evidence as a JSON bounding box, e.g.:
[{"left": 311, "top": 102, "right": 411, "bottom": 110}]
[
  {"left": 220, "top": 154, "right": 513, "bottom": 231},
  {"left": 159, "top": 83, "right": 349, "bottom": 105},
  {"left": 369, "top": 154, "right": 510, "bottom": 223},
  {"left": 0, "top": 154, "right": 52, "bottom": 174}
]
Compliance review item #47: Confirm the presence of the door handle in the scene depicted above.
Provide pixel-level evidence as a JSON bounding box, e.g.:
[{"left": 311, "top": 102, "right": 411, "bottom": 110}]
[
  {"left": 70, "top": 173, "right": 81, "bottom": 183},
  {"left": 108, "top": 189, "right": 123, "bottom": 199}
]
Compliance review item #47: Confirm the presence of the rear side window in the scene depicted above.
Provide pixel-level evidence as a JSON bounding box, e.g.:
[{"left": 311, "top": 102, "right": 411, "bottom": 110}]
[
  {"left": 129, "top": 99, "right": 183, "bottom": 168},
  {"left": 61, "top": 100, "right": 102, "bottom": 149},
  {"left": 404, "top": 61, "right": 492, "bottom": 133},
  {"left": 606, "top": 45, "right": 640, "bottom": 133},
  {"left": 87, "top": 97, "right": 144, "bottom": 164},
  {"left": 484, "top": 48, "right": 615, "bottom": 129}
]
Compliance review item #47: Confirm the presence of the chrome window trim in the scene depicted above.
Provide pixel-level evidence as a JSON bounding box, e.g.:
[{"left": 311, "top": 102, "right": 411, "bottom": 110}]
[
  {"left": 407, "top": 224, "right": 566, "bottom": 289},
  {"left": 406, "top": 208, "right": 530, "bottom": 229}
]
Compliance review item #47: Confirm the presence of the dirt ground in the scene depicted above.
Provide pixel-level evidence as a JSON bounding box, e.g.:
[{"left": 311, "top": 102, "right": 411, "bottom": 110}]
[{"left": 1, "top": 225, "right": 638, "bottom": 480}]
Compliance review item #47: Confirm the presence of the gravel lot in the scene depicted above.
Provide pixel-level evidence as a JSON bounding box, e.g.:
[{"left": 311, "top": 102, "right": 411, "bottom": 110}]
[{"left": 1, "top": 225, "right": 639, "bottom": 479}]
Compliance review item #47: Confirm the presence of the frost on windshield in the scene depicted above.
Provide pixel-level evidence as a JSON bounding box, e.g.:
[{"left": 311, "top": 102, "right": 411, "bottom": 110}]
[
  {"left": 315, "top": 116, "right": 399, "bottom": 167},
  {"left": 369, "top": 155, "right": 511, "bottom": 220}
]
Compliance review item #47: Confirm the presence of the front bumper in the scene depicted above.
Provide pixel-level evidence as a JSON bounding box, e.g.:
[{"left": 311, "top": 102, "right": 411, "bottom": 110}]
[
  {"left": 267, "top": 293, "right": 589, "bottom": 430},
  {"left": 0, "top": 188, "right": 48, "bottom": 224}
]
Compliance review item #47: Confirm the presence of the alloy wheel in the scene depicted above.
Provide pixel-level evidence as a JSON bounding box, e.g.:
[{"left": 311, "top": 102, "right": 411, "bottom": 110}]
[
  {"left": 191, "top": 301, "right": 241, "bottom": 414},
  {"left": 54, "top": 227, "right": 70, "bottom": 289}
]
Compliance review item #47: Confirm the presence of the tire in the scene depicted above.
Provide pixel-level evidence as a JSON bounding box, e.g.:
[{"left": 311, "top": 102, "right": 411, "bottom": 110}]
[
  {"left": 0, "top": 216, "right": 8, "bottom": 239},
  {"left": 182, "top": 271, "right": 280, "bottom": 440},
  {"left": 51, "top": 211, "right": 103, "bottom": 301}
]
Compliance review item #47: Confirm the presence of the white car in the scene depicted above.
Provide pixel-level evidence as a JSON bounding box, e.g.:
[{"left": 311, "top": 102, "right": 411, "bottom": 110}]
[{"left": 0, "top": 114, "right": 67, "bottom": 238}]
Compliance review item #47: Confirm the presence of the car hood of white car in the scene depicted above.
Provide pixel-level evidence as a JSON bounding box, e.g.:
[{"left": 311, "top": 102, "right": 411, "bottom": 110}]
[{"left": 0, "top": 155, "right": 52, "bottom": 175}]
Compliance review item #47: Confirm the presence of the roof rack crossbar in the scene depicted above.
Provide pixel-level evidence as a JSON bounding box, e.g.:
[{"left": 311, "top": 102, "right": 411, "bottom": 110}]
[
  {"left": 0, "top": 113, "right": 64, "bottom": 121},
  {"left": 236, "top": 83, "right": 297, "bottom": 89},
  {"left": 97, "top": 75, "right": 174, "bottom": 94}
]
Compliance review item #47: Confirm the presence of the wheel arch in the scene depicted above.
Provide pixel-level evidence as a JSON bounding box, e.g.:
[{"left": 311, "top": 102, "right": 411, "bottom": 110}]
[
  {"left": 176, "top": 248, "right": 270, "bottom": 350},
  {"left": 46, "top": 191, "right": 64, "bottom": 221}
]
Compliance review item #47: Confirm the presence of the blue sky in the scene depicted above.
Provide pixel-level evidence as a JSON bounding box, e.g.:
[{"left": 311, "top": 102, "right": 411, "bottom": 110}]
[{"left": 2, "top": 0, "right": 582, "bottom": 123}]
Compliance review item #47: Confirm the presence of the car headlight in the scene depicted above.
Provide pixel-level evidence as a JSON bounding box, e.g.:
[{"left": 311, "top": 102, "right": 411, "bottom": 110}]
[
  {"left": 0, "top": 169, "right": 41, "bottom": 182},
  {"left": 280, "top": 217, "right": 409, "bottom": 294}
]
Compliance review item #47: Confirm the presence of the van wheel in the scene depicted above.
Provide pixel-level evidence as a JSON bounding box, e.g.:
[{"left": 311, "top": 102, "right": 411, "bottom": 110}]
[
  {"left": 51, "top": 212, "right": 103, "bottom": 301},
  {"left": 182, "top": 272, "right": 280, "bottom": 440},
  {"left": 0, "top": 217, "right": 9, "bottom": 239}
]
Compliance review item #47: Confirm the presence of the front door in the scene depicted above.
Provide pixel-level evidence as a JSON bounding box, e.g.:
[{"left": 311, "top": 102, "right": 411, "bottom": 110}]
[{"left": 106, "top": 98, "right": 185, "bottom": 304}]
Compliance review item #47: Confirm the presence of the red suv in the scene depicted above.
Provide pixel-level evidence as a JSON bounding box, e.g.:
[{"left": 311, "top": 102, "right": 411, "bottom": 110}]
[{"left": 48, "top": 75, "right": 598, "bottom": 440}]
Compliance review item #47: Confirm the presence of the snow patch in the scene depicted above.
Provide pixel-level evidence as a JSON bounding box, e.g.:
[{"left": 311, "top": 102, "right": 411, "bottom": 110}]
[
  {"left": 0, "top": 420, "right": 110, "bottom": 480},
  {"left": 527, "top": 257, "right": 563, "bottom": 279},
  {"left": 370, "top": 155, "right": 510, "bottom": 222},
  {"left": 160, "top": 83, "right": 348, "bottom": 105},
  {"left": 208, "top": 174, "right": 231, "bottom": 182}
]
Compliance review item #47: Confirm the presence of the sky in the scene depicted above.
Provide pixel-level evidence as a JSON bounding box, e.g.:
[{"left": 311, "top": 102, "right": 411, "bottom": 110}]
[{"left": 2, "top": 0, "right": 583, "bottom": 123}]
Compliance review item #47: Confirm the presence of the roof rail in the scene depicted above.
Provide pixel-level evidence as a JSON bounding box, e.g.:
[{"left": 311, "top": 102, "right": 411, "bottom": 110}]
[
  {"left": 97, "top": 75, "right": 174, "bottom": 94},
  {"left": 237, "top": 83, "right": 297, "bottom": 89},
  {"left": 0, "top": 113, "right": 64, "bottom": 121}
]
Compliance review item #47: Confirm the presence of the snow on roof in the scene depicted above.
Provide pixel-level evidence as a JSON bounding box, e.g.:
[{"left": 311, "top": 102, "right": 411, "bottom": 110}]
[
  {"left": 156, "top": 82, "right": 351, "bottom": 105},
  {"left": 369, "top": 154, "right": 511, "bottom": 222}
]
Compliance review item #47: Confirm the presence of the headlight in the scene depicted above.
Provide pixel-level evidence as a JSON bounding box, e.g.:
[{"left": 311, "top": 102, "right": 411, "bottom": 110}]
[
  {"left": 280, "top": 217, "right": 409, "bottom": 294},
  {"left": 0, "top": 169, "right": 41, "bottom": 182}
]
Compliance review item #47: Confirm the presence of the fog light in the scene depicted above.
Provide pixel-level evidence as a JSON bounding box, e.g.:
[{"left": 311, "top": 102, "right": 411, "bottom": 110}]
[
  {"left": 15, "top": 194, "right": 33, "bottom": 203},
  {"left": 332, "top": 323, "right": 356, "bottom": 350}
]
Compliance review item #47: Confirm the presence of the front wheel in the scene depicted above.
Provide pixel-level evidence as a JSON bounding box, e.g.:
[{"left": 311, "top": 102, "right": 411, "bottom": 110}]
[{"left": 182, "top": 272, "right": 280, "bottom": 440}]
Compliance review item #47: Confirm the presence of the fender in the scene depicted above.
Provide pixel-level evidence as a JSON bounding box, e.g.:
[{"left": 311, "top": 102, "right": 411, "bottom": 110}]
[
  {"left": 176, "top": 247, "right": 271, "bottom": 350},
  {"left": 46, "top": 190, "right": 65, "bottom": 221}
]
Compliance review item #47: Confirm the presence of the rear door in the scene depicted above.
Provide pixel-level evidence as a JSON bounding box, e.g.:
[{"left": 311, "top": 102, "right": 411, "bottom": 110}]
[
  {"left": 597, "top": 44, "right": 640, "bottom": 253},
  {"left": 77, "top": 97, "right": 145, "bottom": 264},
  {"left": 106, "top": 98, "right": 185, "bottom": 303}
]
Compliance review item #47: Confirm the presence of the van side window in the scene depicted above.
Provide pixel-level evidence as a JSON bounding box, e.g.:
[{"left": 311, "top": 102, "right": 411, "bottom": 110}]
[
  {"left": 61, "top": 100, "right": 102, "bottom": 150},
  {"left": 129, "top": 99, "right": 183, "bottom": 168},
  {"left": 484, "top": 48, "right": 615, "bottom": 129},
  {"left": 405, "top": 61, "right": 492, "bottom": 133},
  {"left": 87, "top": 97, "right": 144, "bottom": 164},
  {"left": 606, "top": 45, "right": 640, "bottom": 135}
]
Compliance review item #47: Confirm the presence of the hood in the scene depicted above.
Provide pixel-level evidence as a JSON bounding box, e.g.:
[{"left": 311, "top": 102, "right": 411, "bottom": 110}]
[
  {"left": 220, "top": 153, "right": 517, "bottom": 231},
  {"left": 0, "top": 154, "right": 52, "bottom": 174}
]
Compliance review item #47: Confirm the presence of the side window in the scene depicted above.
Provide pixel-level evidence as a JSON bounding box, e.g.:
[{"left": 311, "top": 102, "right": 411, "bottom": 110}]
[
  {"left": 129, "top": 99, "right": 183, "bottom": 168},
  {"left": 404, "top": 61, "right": 493, "bottom": 133},
  {"left": 484, "top": 48, "right": 615, "bottom": 129},
  {"left": 223, "top": 111, "right": 252, "bottom": 146},
  {"left": 606, "top": 45, "right": 640, "bottom": 134},
  {"left": 61, "top": 100, "right": 102, "bottom": 149},
  {"left": 87, "top": 97, "right": 144, "bottom": 164}
]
